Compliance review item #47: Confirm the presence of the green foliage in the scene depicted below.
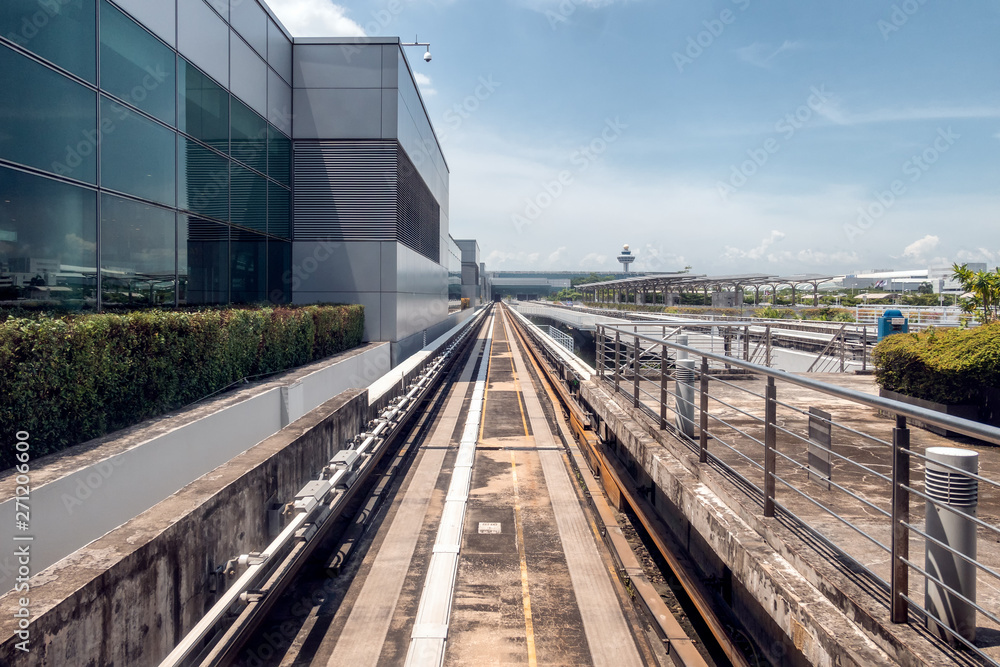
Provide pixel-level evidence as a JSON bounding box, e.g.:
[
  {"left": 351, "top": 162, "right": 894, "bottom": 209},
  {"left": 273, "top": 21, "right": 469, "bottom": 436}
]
[
  {"left": 754, "top": 306, "right": 798, "bottom": 320},
  {"left": 799, "top": 307, "right": 856, "bottom": 322},
  {"left": 873, "top": 323, "right": 1000, "bottom": 405},
  {"left": 0, "top": 305, "right": 363, "bottom": 469},
  {"left": 952, "top": 263, "right": 1000, "bottom": 324},
  {"left": 571, "top": 273, "right": 616, "bottom": 287}
]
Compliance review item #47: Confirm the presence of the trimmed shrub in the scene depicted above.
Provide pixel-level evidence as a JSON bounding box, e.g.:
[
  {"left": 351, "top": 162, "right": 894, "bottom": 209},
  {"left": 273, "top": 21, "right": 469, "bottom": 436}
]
[
  {"left": 873, "top": 323, "right": 1000, "bottom": 405},
  {"left": 0, "top": 305, "right": 363, "bottom": 469}
]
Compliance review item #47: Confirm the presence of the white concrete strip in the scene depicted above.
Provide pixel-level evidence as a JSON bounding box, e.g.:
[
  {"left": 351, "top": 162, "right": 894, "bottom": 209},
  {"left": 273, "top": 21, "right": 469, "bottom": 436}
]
[
  {"left": 326, "top": 327, "right": 489, "bottom": 667},
  {"left": 405, "top": 315, "right": 496, "bottom": 667},
  {"left": 504, "top": 314, "right": 644, "bottom": 667}
]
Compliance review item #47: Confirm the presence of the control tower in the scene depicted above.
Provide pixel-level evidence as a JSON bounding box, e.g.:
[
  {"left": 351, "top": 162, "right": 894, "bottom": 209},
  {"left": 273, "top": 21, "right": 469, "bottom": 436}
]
[{"left": 617, "top": 244, "right": 636, "bottom": 273}]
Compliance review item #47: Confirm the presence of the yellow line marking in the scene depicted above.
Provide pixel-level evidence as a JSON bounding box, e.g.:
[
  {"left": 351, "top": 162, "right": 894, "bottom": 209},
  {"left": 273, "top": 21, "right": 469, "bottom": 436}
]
[
  {"left": 502, "top": 315, "right": 532, "bottom": 438},
  {"left": 510, "top": 452, "right": 538, "bottom": 667}
]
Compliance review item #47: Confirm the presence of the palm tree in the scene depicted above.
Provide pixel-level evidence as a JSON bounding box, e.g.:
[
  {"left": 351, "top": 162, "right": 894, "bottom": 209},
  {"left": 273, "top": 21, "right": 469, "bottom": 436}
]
[{"left": 952, "top": 263, "right": 1000, "bottom": 324}]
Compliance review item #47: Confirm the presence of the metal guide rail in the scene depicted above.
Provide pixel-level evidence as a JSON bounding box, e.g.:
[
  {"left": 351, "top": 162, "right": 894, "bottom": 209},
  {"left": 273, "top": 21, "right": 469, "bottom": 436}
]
[
  {"left": 159, "top": 309, "right": 489, "bottom": 667},
  {"left": 596, "top": 321, "right": 1000, "bottom": 665}
]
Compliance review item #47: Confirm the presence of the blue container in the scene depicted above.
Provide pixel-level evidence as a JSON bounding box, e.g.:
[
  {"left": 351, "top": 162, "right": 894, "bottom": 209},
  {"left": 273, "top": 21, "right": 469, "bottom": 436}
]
[{"left": 877, "top": 309, "right": 909, "bottom": 341}]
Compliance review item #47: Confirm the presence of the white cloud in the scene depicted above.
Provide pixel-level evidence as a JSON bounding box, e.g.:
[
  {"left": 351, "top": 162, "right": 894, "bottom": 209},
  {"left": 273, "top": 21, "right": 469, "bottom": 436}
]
[
  {"left": 579, "top": 252, "right": 609, "bottom": 267},
  {"left": 902, "top": 234, "right": 940, "bottom": 260},
  {"left": 722, "top": 230, "right": 786, "bottom": 261},
  {"left": 736, "top": 40, "right": 802, "bottom": 68},
  {"left": 413, "top": 72, "right": 437, "bottom": 97},
  {"left": 956, "top": 248, "right": 998, "bottom": 264},
  {"left": 264, "top": 0, "right": 364, "bottom": 37},
  {"left": 814, "top": 102, "right": 1000, "bottom": 127}
]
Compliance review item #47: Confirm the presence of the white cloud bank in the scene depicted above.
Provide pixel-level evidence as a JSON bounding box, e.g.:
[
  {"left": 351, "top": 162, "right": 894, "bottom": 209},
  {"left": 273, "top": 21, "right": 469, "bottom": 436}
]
[{"left": 265, "top": 0, "right": 364, "bottom": 37}]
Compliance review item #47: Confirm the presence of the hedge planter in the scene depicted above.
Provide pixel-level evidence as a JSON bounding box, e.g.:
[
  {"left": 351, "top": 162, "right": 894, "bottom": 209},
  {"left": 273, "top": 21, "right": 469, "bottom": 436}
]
[{"left": 879, "top": 388, "right": 981, "bottom": 438}]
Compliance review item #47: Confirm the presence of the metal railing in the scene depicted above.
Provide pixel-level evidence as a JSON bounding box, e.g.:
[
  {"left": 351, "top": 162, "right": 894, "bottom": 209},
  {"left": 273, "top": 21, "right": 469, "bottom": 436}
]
[
  {"left": 594, "top": 321, "right": 870, "bottom": 373},
  {"left": 595, "top": 322, "right": 1000, "bottom": 664}
]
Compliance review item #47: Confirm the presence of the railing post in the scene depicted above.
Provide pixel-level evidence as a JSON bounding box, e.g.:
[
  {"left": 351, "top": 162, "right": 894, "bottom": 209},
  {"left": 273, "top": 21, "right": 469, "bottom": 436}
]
[
  {"left": 614, "top": 331, "right": 621, "bottom": 393},
  {"left": 659, "top": 343, "right": 668, "bottom": 430},
  {"left": 744, "top": 325, "right": 750, "bottom": 361},
  {"left": 596, "top": 327, "right": 604, "bottom": 378},
  {"left": 765, "top": 325, "right": 772, "bottom": 367},
  {"left": 862, "top": 325, "right": 868, "bottom": 372},
  {"left": 633, "top": 335, "right": 640, "bottom": 408},
  {"left": 891, "top": 415, "right": 910, "bottom": 623},
  {"left": 699, "top": 357, "right": 709, "bottom": 463},
  {"left": 839, "top": 327, "right": 846, "bottom": 372},
  {"left": 764, "top": 377, "right": 777, "bottom": 517}
]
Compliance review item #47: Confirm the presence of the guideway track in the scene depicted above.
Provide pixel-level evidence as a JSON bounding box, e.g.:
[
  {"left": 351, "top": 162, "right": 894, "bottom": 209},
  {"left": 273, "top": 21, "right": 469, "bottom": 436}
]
[{"left": 321, "top": 307, "right": 654, "bottom": 665}]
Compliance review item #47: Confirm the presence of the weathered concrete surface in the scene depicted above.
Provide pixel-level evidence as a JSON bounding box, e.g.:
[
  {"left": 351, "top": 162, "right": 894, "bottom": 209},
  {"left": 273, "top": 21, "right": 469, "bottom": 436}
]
[
  {"left": 0, "top": 388, "right": 368, "bottom": 666},
  {"left": 582, "top": 379, "right": 895, "bottom": 667},
  {"left": 0, "top": 342, "right": 387, "bottom": 597}
]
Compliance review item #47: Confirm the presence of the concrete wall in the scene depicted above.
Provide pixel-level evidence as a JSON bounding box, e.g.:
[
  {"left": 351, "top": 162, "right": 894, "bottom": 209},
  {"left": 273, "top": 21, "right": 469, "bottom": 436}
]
[
  {"left": 0, "top": 343, "right": 388, "bottom": 596},
  {"left": 0, "top": 389, "right": 368, "bottom": 666}
]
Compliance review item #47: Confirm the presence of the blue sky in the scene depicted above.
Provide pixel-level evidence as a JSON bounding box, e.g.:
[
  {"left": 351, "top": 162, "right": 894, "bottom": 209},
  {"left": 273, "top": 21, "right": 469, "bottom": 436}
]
[{"left": 267, "top": 0, "right": 1000, "bottom": 276}]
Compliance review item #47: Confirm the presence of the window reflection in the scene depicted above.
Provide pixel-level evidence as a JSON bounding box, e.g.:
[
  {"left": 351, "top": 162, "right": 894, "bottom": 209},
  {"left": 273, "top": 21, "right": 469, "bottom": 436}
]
[
  {"left": 231, "top": 98, "right": 267, "bottom": 174},
  {"left": 178, "top": 135, "right": 229, "bottom": 221},
  {"left": 184, "top": 215, "right": 228, "bottom": 305},
  {"left": 0, "top": 0, "right": 96, "bottom": 82},
  {"left": 178, "top": 58, "right": 229, "bottom": 153},
  {"left": 0, "top": 45, "right": 98, "bottom": 184},
  {"left": 230, "top": 227, "right": 266, "bottom": 303},
  {"left": 100, "top": 194, "right": 176, "bottom": 307},
  {"left": 99, "top": 1, "right": 175, "bottom": 125},
  {"left": 0, "top": 166, "right": 97, "bottom": 306},
  {"left": 100, "top": 96, "right": 176, "bottom": 206}
]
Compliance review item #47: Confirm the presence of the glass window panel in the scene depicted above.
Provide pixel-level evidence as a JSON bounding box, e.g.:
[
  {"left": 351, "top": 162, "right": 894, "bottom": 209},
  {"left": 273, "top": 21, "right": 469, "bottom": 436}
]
[
  {"left": 230, "top": 227, "right": 265, "bottom": 303},
  {"left": 231, "top": 163, "right": 266, "bottom": 233},
  {"left": 100, "top": 97, "right": 175, "bottom": 206},
  {"left": 267, "top": 124, "right": 290, "bottom": 187},
  {"left": 183, "top": 215, "right": 228, "bottom": 304},
  {"left": 267, "top": 239, "right": 290, "bottom": 304},
  {"left": 0, "top": 166, "right": 97, "bottom": 306},
  {"left": 100, "top": 194, "right": 176, "bottom": 306},
  {"left": 231, "top": 97, "right": 267, "bottom": 174},
  {"left": 267, "top": 182, "right": 290, "bottom": 239},
  {"left": 177, "top": 135, "right": 228, "bottom": 221},
  {"left": 178, "top": 59, "right": 229, "bottom": 153},
  {"left": 99, "top": 1, "right": 175, "bottom": 125},
  {"left": 0, "top": 0, "right": 96, "bottom": 82},
  {"left": 0, "top": 45, "right": 97, "bottom": 183}
]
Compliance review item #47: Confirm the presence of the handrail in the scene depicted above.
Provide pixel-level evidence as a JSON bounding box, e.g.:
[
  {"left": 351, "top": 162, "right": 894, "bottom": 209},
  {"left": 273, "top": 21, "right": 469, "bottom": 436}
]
[{"left": 597, "top": 322, "right": 1000, "bottom": 445}]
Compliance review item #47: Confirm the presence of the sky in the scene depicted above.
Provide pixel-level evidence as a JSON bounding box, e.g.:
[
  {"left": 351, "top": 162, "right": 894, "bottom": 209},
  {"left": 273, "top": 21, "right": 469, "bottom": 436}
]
[{"left": 265, "top": 0, "right": 1000, "bottom": 276}]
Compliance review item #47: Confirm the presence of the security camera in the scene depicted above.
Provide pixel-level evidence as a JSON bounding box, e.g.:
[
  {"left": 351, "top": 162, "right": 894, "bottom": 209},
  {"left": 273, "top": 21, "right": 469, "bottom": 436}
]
[{"left": 423, "top": 50, "right": 432, "bottom": 62}]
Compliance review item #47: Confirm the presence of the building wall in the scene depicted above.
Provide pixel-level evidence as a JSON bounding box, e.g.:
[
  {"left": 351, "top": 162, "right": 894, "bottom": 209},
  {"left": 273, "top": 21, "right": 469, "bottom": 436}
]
[
  {"left": 0, "top": 0, "right": 295, "bottom": 308},
  {"left": 290, "top": 38, "right": 451, "bottom": 358}
]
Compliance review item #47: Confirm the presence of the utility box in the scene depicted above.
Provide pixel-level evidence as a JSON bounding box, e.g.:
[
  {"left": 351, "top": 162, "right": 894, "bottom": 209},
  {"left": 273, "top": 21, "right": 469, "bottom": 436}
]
[{"left": 877, "top": 309, "right": 908, "bottom": 341}]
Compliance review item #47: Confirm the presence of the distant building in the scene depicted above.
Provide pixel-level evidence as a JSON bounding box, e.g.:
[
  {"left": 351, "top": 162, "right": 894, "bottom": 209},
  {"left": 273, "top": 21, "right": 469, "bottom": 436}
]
[{"left": 843, "top": 265, "right": 985, "bottom": 293}]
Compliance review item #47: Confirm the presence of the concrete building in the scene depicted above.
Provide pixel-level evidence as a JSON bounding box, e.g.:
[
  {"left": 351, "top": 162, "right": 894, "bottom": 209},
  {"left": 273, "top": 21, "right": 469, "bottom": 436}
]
[{"left": 0, "top": 1, "right": 472, "bottom": 363}]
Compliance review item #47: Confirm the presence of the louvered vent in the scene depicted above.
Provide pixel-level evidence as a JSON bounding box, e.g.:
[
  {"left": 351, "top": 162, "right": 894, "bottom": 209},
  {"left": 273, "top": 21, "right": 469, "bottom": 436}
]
[
  {"left": 293, "top": 141, "right": 398, "bottom": 242},
  {"left": 293, "top": 141, "right": 441, "bottom": 263}
]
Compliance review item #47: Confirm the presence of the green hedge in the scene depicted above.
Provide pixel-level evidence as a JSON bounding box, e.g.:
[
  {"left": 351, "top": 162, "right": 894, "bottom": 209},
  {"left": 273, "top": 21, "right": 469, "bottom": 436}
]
[
  {"left": 873, "top": 323, "right": 1000, "bottom": 405},
  {"left": 0, "top": 305, "right": 363, "bottom": 469}
]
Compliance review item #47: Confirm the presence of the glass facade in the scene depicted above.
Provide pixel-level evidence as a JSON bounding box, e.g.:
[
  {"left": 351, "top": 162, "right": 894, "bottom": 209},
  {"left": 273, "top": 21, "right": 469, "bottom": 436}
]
[{"left": 0, "top": 0, "right": 291, "bottom": 308}]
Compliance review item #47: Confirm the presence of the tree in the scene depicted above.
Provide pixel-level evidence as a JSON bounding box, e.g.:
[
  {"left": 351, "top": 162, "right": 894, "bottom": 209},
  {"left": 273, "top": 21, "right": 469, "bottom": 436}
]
[
  {"left": 952, "top": 263, "right": 1000, "bottom": 324},
  {"left": 917, "top": 281, "right": 934, "bottom": 295}
]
